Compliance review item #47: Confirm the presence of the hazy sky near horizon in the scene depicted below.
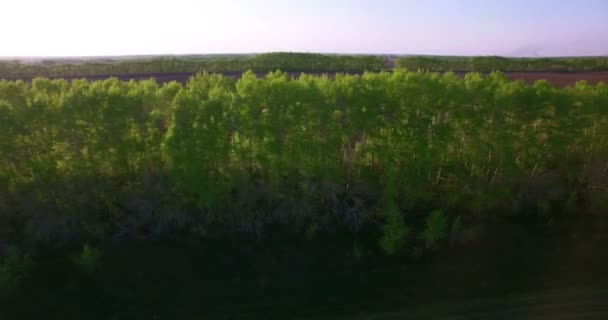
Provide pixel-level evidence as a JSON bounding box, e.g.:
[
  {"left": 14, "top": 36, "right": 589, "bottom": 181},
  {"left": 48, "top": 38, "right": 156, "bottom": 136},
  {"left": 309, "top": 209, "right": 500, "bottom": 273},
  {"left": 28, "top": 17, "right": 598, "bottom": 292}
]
[{"left": 1, "top": 0, "right": 607, "bottom": 57}]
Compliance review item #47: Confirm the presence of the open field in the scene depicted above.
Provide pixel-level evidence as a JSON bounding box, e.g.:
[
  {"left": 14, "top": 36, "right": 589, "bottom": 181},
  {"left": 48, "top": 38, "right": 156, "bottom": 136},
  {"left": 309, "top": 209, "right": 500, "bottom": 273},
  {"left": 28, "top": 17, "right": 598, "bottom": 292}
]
[
  {"left": 504, "top": 71, "right": 608, "bottom": 87},
  {"left": 2, "top": 53, "right": 608, "bottom": 87}
]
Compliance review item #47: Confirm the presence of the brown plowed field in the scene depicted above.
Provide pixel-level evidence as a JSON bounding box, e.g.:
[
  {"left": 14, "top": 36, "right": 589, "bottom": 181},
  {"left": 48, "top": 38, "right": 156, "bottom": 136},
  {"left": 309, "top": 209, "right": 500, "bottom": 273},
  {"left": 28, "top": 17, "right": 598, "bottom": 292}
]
[
  {"left": 505, "top": 71, "right": 608, "bottom": 87},
  {"left": 2, "top": 71, "right": 608, "bottom": 87}
]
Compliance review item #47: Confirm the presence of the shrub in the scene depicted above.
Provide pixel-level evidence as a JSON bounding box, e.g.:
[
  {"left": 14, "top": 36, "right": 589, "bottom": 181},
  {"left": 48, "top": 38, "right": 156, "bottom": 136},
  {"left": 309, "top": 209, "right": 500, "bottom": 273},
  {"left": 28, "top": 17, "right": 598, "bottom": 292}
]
[
  {"left": 305, "top": 223, "right": 319, "bottom": 241},
  {"left": 422, "top": 210, "right": 448, "bottom": 249},
  {"left": 537, "top": 199, "right": 551, "bottom": 215},
  {"left": 379, "top": 203, "right": 410, "bottom": 255},
  {"left": 72, "top": 244, "right": 101, "bottom": 273},
  {"left": 0, "top": 246, "right": 33, "bottom": 291},
  {"left": 536, "top": 199, "right": 553, "bottom": 224}
]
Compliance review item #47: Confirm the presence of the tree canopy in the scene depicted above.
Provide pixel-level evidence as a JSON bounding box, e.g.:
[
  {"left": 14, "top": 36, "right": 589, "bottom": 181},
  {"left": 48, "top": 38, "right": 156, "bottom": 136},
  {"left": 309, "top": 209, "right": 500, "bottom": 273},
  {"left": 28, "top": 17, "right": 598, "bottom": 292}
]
[{"left": 1, "top": 70, "right": 607, "bottom": 247}]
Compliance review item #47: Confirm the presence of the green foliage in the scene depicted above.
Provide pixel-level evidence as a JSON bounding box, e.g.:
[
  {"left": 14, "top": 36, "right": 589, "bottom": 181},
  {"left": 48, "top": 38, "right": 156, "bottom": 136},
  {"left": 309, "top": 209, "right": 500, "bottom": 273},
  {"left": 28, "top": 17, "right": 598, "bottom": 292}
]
[
  {"left": 305, "top": 223, "right": 320, "bottom": 241},
  {"left": 0, "top": 246, "right": 33, "bottom": 291},
  {"left": 72, "top": 244, "right": 101, "bottom": 273},
  {"left": 565, "top": 192, "right": 578, "bottom": 213},
  {"left": 536, "top": 199, "right": 554, "bottom": 225},
  {"left": 0, "top": 69, "right": 607, "bottom": 244},
  {"left": 422, "top": 210, "right": 449, "bottom": 249},
  {"left": 0, "top": 53, "right": 385, "bottom": 78},
  {"left": 397, "top": 56, "right": 608, "bottom": 72},
  {"left": 537, "top": 199, "right": 551, "bottom": 215},
  {"left": 379, "top": 203, "right": 410, "bottom": 255},
  {"left": 536, "top": 199, "right": 552, "bottom": 223}
]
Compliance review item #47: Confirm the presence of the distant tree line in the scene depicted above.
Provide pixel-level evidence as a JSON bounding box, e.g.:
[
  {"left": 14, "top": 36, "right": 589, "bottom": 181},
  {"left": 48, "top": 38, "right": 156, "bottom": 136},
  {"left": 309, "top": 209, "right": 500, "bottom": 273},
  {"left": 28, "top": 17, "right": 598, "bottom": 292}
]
[
  {"left": 397, "top": 56, "right": 608, "bottom": 72},
  {"left": 0, "top": 53, "right": 385, "bottom": 77}
]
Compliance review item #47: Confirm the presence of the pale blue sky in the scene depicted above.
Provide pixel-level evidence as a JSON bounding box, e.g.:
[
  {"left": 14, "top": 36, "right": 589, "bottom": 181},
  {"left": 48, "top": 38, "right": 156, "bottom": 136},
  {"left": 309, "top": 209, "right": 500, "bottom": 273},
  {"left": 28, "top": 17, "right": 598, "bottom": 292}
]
[{"left": 1, "top": 0, "right": 607, "bottom": 57}]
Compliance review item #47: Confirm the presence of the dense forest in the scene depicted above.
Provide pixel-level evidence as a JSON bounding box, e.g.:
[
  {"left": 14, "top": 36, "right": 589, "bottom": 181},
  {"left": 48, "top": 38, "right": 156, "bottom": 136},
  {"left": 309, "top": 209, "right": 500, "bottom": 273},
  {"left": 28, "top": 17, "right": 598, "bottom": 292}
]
[
  {"left": 0, "top": 53, "right": 385, "bottom": 77},
  {"left": 397, "top": 56, "right": 608, "bottom": 72},
  {"left": 1, "top": 70, "right": 607, "bottom": 257}
]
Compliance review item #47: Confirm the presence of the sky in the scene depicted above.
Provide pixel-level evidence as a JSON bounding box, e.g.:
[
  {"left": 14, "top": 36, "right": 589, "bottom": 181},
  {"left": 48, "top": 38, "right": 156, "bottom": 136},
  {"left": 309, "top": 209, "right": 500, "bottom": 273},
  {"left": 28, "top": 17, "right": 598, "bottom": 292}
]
[{"left": 1, "top": 0, "right": 607, "bottom": 57}]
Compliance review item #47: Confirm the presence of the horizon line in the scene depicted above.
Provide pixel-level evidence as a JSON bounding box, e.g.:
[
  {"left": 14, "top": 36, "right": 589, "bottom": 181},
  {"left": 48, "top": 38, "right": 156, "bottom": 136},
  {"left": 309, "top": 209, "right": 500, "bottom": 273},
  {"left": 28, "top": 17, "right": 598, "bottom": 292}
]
[{"left": 1, "top": 52, "right": 608, "bottom": 60}]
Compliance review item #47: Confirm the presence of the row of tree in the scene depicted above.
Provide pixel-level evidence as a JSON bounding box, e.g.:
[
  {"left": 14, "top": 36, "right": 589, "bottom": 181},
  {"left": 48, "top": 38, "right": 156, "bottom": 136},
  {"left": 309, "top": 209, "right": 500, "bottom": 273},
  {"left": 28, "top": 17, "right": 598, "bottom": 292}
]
[
  {"left": 397, "top": 56, "right": 608, "bottom": 72},
  {"left": 1, "top": 70, "right": 607, "bottom": 249},
  {"left": 0, "top": 53, "right": 385, "bottom": 78}
]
